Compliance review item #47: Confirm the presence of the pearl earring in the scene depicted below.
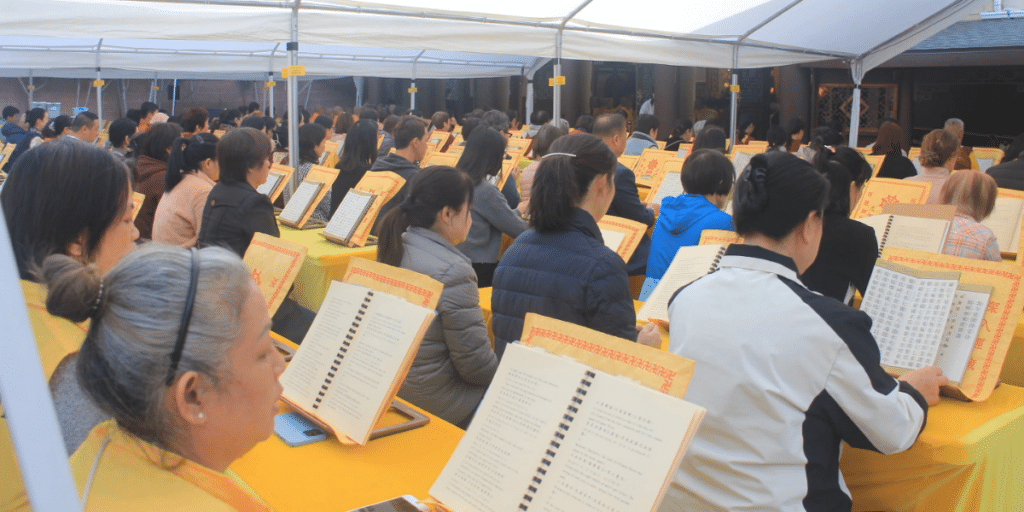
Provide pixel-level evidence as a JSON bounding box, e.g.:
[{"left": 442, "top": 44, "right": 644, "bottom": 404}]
[{"left": 198, "top": 412, "right": 205, "bottom": 420}]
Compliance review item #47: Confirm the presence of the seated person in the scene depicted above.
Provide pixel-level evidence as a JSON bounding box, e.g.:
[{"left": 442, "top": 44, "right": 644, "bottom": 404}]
[
  {"left": 40, "top": 244, "right": 284, "bottom": 511},
  {"left": 985, "top": 132, "right": 1024, "bottom": 190},
  {"left": 282, "top": 123, "right": 331, "bottom": 222},
  {"left": 594, "top": 113, "right": 657, "bottom": 276},
  {"left": 692, "top": 125, "right": 727, "bottom": 153},
  {"left": 377, "top": 166, "right": 498, "bottom": 428},
  {"left": 906, "top": 129, "right": 959, "bottom": 204},
  {"left": 369, "top": 116, "right": 430, "bottom": 233},
  {"left": 872, "top": 121, "right": 917, "bottom": 180},
  {"left": 517, "top": 125, "right": 566, "bottom": 214},
  {"left": 134, "top": 123, "right": 184, "bottom": 239},
  {"left": 662, "top": 151, "right": 945, "bottom": 511},
  {"left": 332, "top": 119, "right": 378, "bottom": 214},
  {"left": 1, "top": 140, "right": 138, "bottom": 510},
  {"left": 800, "top": 147, "right": 878, "bottom": 303},
  {"left": 152, "top": 132, "right": 219, "bottom": 247},
  {"left": 664, "top": 118, "right": 694, "bottom": 152},
  {"left": 454, "top": 128, "right": 528, "bottom": 287},
  {"left": 623, "top": 113, "right": 659, "bottom": 156},
  {"left": 491, "top": 134, "right": 660, "bottom": 359},
  {"left": 940, "top": 170, "right": 1001, "bottom": 262},
  {"left": 643, "top": 149, "right": 734, "bottom": 299}
]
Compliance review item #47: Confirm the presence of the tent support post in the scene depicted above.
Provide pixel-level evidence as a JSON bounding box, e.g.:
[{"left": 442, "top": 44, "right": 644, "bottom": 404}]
[
  {"left": 552, "top": 0, "right": 593, "bottom": 128},
  {"left": 286, "top": 0, "right": 301, "bottom": 190},
  {"left": 28, "top": 71, "right": 34, "bottom": 106},
  {"left": 411, "top": 50, "right": 425, "bottom": 110},
  {"left": 269, "top": 72, "right": 275, "bottom": 118},
  {"left": 728, "top": 46, "right": 739, "bottom": 153},
  {"left": 354, "top": 76, "right": 364, "bottom": 106},
  {"left": 848, "top": 60, "right": 863, "bottom": 147},
  {"left": 524, "top": 58, "right": 549, "bottom": 129},
  {"left": 304, "top": 79, "right": 313, "bottom": 108},
  {"left": 171, "top": 79, "right": 178, "bottom": 115},
  {"left": 96, "top": 39, "right": 104, "bottom": 127}
]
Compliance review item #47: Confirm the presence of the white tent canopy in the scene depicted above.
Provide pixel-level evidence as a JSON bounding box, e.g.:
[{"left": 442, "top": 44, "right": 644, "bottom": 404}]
[{"left": 0, "top": 37, "right": 540, "bottom": 79}]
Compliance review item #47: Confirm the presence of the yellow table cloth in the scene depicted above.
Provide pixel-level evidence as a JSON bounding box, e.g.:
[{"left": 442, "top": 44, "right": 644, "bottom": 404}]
[
  {"left": 840, "top": 384, "right": 1024, "bottom": 511},
  {"left": 278, "top": 224, "right": 377, "bottom": 312}
]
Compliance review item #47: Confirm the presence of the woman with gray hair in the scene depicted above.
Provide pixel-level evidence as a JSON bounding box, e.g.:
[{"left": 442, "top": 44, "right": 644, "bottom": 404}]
[{"left": 39, "top": 244, "right": 284, "bottom": 510}]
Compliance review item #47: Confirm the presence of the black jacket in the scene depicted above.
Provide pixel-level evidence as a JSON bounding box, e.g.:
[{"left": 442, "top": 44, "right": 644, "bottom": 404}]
[
  {"left": 800, "top": 213, "right": 878, "bottom": 303},
  {"left": 606, "top": 162, "right": 655, "bottom": 275},
  {"left": 369, "top": 153, "right": 420, "bottom": 234},
  {"left": 875, "top": 153, "right": 918, "bottom": 180},
  {"left": 986, "top": 158, "right": 1024, "bottom": 191},
  {"left": 491, "top": 208, "right": 637, "bottom": 358},
  {"left": 198, "top": 180, "right": 279, "bottom": 257}
]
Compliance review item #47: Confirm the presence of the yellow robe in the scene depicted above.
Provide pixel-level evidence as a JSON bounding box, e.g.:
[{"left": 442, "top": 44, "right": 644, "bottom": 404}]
[
  {"left": 1, "top": 281, "right": 89, "bottom": 512},
  {"left": 69, "top": 421, "right": 271, "bottom": 512}
]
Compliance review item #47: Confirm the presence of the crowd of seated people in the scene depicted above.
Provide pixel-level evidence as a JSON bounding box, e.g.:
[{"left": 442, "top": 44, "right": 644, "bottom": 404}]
[{"left": 5, "top": 93, "right": 1023, "bottom": 512}]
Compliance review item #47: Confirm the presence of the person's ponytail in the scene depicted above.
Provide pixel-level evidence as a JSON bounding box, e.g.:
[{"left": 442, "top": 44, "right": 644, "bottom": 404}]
[
  {"left": 376, "top": 206, "right": 412, "bottom": 267},
  {"left": 164, "top": 137, "right": 191, "bottom": 193},
  {"left": 528, "top": 156, "right": 579, "bottom": 232}
]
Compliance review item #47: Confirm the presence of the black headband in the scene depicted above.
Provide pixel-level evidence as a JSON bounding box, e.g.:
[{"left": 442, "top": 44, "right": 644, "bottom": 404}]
[{"left": 165, "top": 248, "right": 201, "bottom": 386}]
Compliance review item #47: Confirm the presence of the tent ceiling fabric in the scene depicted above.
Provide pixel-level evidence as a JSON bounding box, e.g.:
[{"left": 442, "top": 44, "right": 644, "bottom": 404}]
[{"left": 0, "top": 0, "right": 986, "bottom": 77}]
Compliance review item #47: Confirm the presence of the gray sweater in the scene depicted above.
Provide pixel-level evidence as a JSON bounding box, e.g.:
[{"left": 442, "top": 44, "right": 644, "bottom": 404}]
[
  {"left": 456, "top": 181, "right": 528, "bottom": 263},
  {"left": 397, "top": 227, "right": 499, "bottom": 427}
]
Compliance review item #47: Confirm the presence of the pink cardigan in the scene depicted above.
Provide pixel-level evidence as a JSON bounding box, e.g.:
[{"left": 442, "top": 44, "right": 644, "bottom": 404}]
[{"left": 151, "top": 172, "right": 216, "bottom": 247}]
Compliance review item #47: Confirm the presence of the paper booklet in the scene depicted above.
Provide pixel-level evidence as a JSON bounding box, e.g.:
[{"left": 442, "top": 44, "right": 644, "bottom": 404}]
[
  {"left": 730, "top": 149, "right": 756, "bottom": 178},
  {"left": 347, "top": 171, "right": 407, "bottom": 247},
  {"left": 278, "top": 165, "right": 340, "bottom": 229},
  {"left": 859, "top": 260, "right": 986, "bottom": 385},
  {"left": 850, "top": 178, "right": 932, "bottom": 219},
  {"left": 279, "top": 280, "right": 438, "bottom": 445},
  {"left": 637, "top": 244, "right": 728, "bottom": 323},
  {"left": 519, "top": 313, "right": 695, "bottom": 398},
  {"left": 278, "top": 180, "right": 324, "bottom": 228},
  {"left": 877, "top": 247, "right": 1024, "bottom": 401},
  {"left": 674, "top": 143, "right": 693, "bottom": 160},
  {"left": 242, "top": 232, "right": 308, "bottom": 316},
  {"left": 322, "top": 190, "right": 377, "bottom": 246},
  {"left": 864, "top": 154, "right": 884, "bottom": 177},
  {"left": 320, "top": 140, "right": 342, "bottom": 168},
  {"left": 256, "top": 164, "right": 295, "bottom": 203},
  {"left": 648, "top": 172, "right": 684, "bottom": 205},
  {"left": 980, "top": 188, "right": 1024, "bottom": 256},
  {"left": 272, "top": 151, "right": 288, "bottom": 164},
  {"left": 341, "top": 257, "right": 445, "bottom": 311},
  {"left": 427, "top": 130, "right": 455, "bottom": 152},
  {"left": 597, "top": 215, "right": 648, "bottom": 263},
  {"left": 421, "top": 151, "right": 460, "bottom": 169},
  {"left": 698, "top": 229, "right": 743, "bottom": 246},
  {"left": 131, "top": 192, "right": 145, "bottom": 222},
  {"left": 429, "top": 343, "right": 705, "bottom": 512},
  {"left": 618, "top": 155, "right": 640, "bottom": 172},
  {"left": 857, "top": 214, "right": 951, "bottom": 256},
  {"left": 485, "top": 157, "right": 520, "bottom": 191},
  {"left": 633, "top": 148, "right": 678, "bottom": 187}
]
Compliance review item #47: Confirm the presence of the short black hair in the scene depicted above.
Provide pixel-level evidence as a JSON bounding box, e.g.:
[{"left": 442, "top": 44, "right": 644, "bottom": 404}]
[
  {"left": 693, "top": 126, "right": 727, "bottom": 153},
  {"left": 461, "top": 117, "right": 481, "bottom": 141},
  {"left": 180, "top": 107, "right": 209, "bottom": 133},
  {"left": 636, "top": 114, "right": 659, "bottom": 135},
  {"left": 575, "top": 115, "right": 594, "bottom": 133},
  {"left": 140, "top": 102, "right": 159, "bottom": 116},
  {"left": 393, "top": 116, "right": 427, "bottom": 149},
  {"left": 71, "top": 111, "right": 99, "bottom": 132},
  {"left": 359, "top": 108, "right": 378, "bottom": 122},
  {"left": 240, "top": 116, "right": 266, "bottom": 131},
  {"left": 2, "top": 106, "right": 19, "bottom": 119},
  {"left": 681, "top": 149, "right": 735, "bottom": 196},
  {"left": 766, "top": 125, "right": 788, "bottom": 149},
  {"left": 248, "top": 102, "right": 261, "bottom": 114},
  {"left": 313, "top": 115, "right": 334, "bottom": 130},
  {"left": 217, "top": 127, "right": 272, "bottom": 185},
  {"left": 531, "top": 110, "right": 551, "bottom": 126},
  {"left": 109, "top": 118, "right": 138, "bottom": 148},
  {"left": 137, "top": 122, "right": 182, "bottom": 161}
]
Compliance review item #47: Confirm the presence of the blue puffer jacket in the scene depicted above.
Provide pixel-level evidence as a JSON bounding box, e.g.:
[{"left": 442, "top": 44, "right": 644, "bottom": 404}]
[
  {"left": 491, "top": 208, "right": 638, "bottom": 358},
  {"left": 646, "top": 194, "right": 733, "bottom": 281}
]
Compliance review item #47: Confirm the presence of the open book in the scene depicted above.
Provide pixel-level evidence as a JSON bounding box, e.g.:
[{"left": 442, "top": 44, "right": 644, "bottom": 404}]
[
  {"left": 279, "top": 280, "right": 437, "bottom": 445},
  {"left": 256, "top": 163, "right": 295, "bottom": 203},
  {"left": 618, "top": 155, "right": 639, "bottom": 172},
  {"left": 278, "top": 165, "right": 339, "bottom": 229},
  {"left": 648, "top": 171, "right": 684, "bottom": 205},
  {"left": 878, "top": 247, "right": 1024, "bottom": 401},
  {"left": 980, "top": 188, "right": 1024, "bottom": 255},
  {"left": 857, "top": 214, "right": 951, "bottom": 255},
  {"left": 242, "top": 233, "right": 307, "bottom": 316},
  {"left": 320, "top": 140, "right": 343, "bottom": 168},
  {"left": 321, "top": 190, "right": 378, "bottom": 247},
  {"left": 637, "top": 244, "right": 728, "bottom": 323},
  {"left": 850, "top": 178, "right": 932, "bottom": 219},
  {"left": 429, "top": 342, "right": 705, "bottom": 512},
  {"left": 859, "top": 260, "right": 990, "bottom": 385},
  {"left": 421, "top": 151, "right": 459, "bottom": 169},
  {"left": 346, "top": 171, "right": 407, "bottom": 246},
  {"left": 597, "top": 215, "right": 648, "bottom": 263},
  {"left": 730, "top": 148, "right": 758, "bottom": 178}
]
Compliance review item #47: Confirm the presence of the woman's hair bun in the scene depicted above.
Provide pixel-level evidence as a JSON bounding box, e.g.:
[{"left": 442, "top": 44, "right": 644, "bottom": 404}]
[
  {"left": 737, "top": 154, "right": 771, "bottom": 213},
  {"left": 41, "top": 254, "right": 106, "bottom": 323}
]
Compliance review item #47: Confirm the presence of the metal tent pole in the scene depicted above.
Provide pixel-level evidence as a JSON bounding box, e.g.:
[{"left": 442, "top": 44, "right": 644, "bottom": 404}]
[
  {"left": 286, "top": 0, "right": 301, "bottom": 191},
  {"left": 728, "top": 46, "right": 739, "bottom": 153},
  {"left": 95, "top": 39, "right": 104, "bottom": 126},
  {"left": 848, "top": 59, "right": 864, "bottom": 147},
  {"left": 27, "top": 70, "right": 34, "bottom": 106},
  {"left": 171, "top": 79, "right": 178, "bottom": 115}
]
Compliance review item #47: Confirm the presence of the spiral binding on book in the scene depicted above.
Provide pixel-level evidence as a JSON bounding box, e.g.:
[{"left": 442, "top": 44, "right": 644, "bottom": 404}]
[
  {"left": 313, "top": 290, "right": 374, "bottom": 410},
  {"left": 518, "top": 369, "right": 596, "bottom": 511},
  {"left": 709, "top": 245, "right": 728, "bottom": 273},
  {"left": 877, "top": 217, "right": 893, "bottom": 257}
]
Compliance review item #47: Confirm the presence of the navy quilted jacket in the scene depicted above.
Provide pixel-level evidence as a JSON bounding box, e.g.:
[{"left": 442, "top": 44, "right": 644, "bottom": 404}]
[{"left": 490, "top": 207, "right": 638, "bottom": 358}]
